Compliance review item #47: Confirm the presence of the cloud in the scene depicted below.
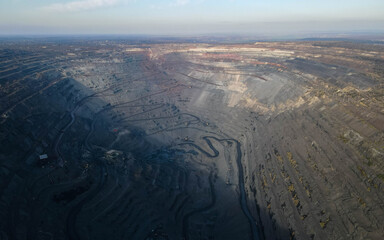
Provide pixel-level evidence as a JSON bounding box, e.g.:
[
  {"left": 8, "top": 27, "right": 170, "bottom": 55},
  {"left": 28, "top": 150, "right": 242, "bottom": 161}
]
[
  {"left": 150, "top": 4, "right": 164, "bottom": 10},
  {"left": 43, "top": 0, "right": 119, "bottom": 12},
  {"left": 172, "top": 0, "right": 190, "bottom": 6},
  {"left": 170, "top": 0, "right": 207, "bottom": 7}
]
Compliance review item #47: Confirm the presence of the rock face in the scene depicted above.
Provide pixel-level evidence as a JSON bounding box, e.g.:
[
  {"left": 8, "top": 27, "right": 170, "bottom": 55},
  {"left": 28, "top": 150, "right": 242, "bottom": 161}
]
[{"left": 0, "top": 39, "right": 383, "bottom": 240}]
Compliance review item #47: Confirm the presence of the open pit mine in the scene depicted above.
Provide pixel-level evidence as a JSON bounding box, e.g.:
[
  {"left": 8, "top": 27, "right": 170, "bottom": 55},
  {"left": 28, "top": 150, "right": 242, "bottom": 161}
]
[{"left": 0, "top": 39, "right": 383, "bottom": 240}]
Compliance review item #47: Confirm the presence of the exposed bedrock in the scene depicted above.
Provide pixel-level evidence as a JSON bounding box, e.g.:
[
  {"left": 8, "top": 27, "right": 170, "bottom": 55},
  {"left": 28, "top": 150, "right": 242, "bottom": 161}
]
[{"left": 0, "top": 40, "right": 383, "bottom": 239}]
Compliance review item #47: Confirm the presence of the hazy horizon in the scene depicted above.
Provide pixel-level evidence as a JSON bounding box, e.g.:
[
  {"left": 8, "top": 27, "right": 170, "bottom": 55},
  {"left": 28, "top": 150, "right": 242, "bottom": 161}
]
[{"left": 1, "top": 0, "right": 384, "bottom": 37}]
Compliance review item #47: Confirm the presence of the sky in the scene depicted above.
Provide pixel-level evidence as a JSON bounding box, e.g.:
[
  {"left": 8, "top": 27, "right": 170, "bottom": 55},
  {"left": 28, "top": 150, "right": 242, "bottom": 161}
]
[{"left": 0, "top": 0, "right": 384, "bottom": 36}]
